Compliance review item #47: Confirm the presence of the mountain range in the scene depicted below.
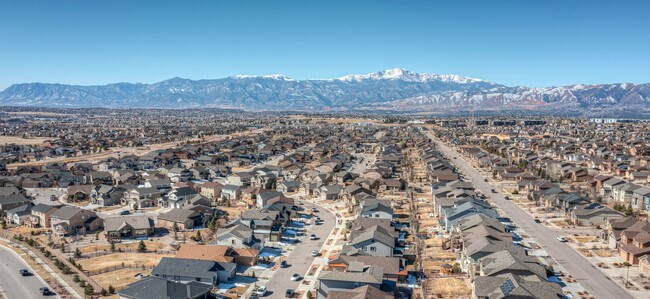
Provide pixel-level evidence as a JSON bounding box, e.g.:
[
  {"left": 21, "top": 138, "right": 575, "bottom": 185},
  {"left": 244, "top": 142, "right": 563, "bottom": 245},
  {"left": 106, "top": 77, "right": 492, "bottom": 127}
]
[{"left": 1, "top": 68, "right": 649, "bottom": 115}]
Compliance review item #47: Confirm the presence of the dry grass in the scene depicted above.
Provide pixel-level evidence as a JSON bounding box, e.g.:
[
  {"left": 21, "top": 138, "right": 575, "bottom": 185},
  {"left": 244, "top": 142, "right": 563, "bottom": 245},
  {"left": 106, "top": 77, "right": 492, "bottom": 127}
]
[
  {"left": 424, "top": 238, "right": 443, "bottom": 247},
  {"left": 77, "top": 253, "right": 171, "bottom": 272},
  {"left": 9, "top": 226, "right": 49, "bottom": 235},
  {"left": 7, "top": 111, "right": 71, "bottom": 116},
  {"left": 91, "top": 268, "right": 152, "bottom": 290},
  {"left": 78, "top": 241, "right": 167, "bottom": 254},
  {"left": 429, "top": 277, "right": 471, "bottom": 298},
  {"left": 572, "top": 236, "right": 597, "bottom": 243},
  {"left": 593, "top": 249, "right": 614, "bottom": 257},
  {"left": 0, "top": 136, "right": 52, "bottom": 145}
]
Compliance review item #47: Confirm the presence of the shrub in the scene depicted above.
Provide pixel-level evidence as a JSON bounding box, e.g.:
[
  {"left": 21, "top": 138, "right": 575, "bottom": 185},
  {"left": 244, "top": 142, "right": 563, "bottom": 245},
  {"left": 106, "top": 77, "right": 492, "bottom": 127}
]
[
  {"left": 83, "top": 284, "right": 94, "bottom": 295},
  {"left": 108, "top": 285, "right": 115, "bottom": 294}
]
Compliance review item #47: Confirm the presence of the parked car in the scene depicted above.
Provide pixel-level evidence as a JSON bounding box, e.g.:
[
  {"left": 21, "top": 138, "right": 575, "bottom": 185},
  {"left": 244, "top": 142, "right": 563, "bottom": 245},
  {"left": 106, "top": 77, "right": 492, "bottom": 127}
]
[
  {"left": 285, "top": 289, "right": 295, "bottom": 298},
  {"left": 311, "top": 250, "right": 319, "bottom": 257},
  {"left": 310, "top": 234, "right": 317, "bottom": 240},
  {"left": 491, "top": 189, "right": 496, "bottom": 193},
  {"left": 557, "top": 236, "right": 567, "bottom": 242},
  {"left": 19, "top": 269, "right": 31, "bottom": 276},
  {"left": 120, "top": 210, "right": 130, "bottom": 215},
  {"left": 255, "top": 286, "right": 267, "bottom": 296},
  {"left": 290, "top": 273, "right": 300, "bottom": 281},
  {"left": 280, "top": 260, "right": 289, "bottom": 268},
  {"left": 311, "top": 207, "right": 318, "bottom": 212}
]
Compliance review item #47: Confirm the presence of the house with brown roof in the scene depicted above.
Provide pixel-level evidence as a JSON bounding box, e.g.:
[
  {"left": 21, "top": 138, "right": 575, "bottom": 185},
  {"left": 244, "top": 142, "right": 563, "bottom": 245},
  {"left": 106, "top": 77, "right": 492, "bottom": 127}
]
[
  {"left": 175, "top": 244, "right": 258, "bottom": 266},
  {"left": 618, "top": 221, "right": 650, "bottom": 264},
  {"left": 157, "top": 208, "right": 203, "bottom": 230},
  {"left": 50, "top": 206, "right": 103, "bottom": 237}
]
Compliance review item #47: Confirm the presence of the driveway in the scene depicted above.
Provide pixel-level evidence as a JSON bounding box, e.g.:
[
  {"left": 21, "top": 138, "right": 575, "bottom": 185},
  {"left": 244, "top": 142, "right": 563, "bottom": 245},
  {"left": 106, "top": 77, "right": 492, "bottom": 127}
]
[
  {"left": 259, "top": 201, "right": 336, "bottom": 297},
  {"left": 429, "top": 134, "right": 634, "bottom": 299}
]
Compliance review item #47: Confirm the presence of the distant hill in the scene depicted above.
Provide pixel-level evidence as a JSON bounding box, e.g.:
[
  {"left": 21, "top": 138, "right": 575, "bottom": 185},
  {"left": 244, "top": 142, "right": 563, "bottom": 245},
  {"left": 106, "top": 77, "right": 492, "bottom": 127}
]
[{"left": 2, "top": 68, "right": 649, "bottom": 115}]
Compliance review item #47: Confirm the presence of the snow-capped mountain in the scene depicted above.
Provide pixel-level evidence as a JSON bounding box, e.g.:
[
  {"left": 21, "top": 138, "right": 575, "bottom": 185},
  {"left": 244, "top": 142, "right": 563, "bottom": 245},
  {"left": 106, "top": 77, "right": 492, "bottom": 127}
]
[
  {"left": 0, "top": 68, "right": 648, "bottom": 114},
  {"left": 336, "top": 68, "right": 485, "bottom": 84}
]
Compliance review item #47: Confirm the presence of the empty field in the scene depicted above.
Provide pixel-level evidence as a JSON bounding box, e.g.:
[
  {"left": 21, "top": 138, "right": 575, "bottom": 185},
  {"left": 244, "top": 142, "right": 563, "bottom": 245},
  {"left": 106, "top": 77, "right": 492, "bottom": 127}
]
[
  {"left": 91, "top": 268, "right": 152, "bottom": 290},
  {"left": 0, "top": 136, "right": 52, "bottom": 145},
  {"left": 78, "top": 241, "right": 167, "bottom": 254},
  {"left": 77, "top": 253, "right": 171, "bottom": 272}
]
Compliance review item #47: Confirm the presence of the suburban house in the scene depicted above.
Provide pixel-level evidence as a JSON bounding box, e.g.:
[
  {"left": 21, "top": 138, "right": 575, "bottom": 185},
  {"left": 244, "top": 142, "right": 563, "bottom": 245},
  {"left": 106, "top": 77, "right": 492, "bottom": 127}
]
[
  {"left": 50, "top": 206, "right": 103, "bottom": 237},
  {"left": 359, "top": 198, "right": 393, "bottom": 219},
  {"left": 0, "top": 194, "right": 32, "bottom": 216},
  {"left": 118, "top": 276, "right": 212, "bottom": 299},
  {"left": 569, "top": 202, "right": 623, "bottom": 227},
  {"left": 152, "top": 257, "right": 235, "bottom": 286},
  {"left": 342, "top": 225, "right": 395, "bottom": 257},
  {"left": 175, "top": 244, "right": 257, "bottom": 267},
  {"left": 316, "top": 265, "right": 386, "bottom": 299},
  {"left": 104, "top": 215, "right": 155, "bottom": 240},
  {"left": 25, "top": 203, "right": 60, "bottom": 228},
  {"left": 213, "top": 222, "right": 264, "bottom": 250},
  {"left": 157, "top": 208, "right": 203, "bottom": 230}
]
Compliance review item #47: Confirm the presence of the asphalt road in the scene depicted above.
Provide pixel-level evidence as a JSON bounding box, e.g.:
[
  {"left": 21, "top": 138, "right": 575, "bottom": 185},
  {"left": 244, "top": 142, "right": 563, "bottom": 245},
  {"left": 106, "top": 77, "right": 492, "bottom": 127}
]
[
  {"left": 0, "top": 245, "right": 60, "bottom": 299},
  {"left": 261, "top": 201, "right": 336, "bottom": 298},
  {"left": 429, "top": 135, "right": 633, "bottom": 299}
]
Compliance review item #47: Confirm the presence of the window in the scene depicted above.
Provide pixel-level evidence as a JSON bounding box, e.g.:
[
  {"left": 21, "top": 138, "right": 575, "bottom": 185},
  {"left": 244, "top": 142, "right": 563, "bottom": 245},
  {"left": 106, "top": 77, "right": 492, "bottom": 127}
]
[
  {"left": 370, "top": 246, "right": 376, "bottom": 252},
  {"left": 195, "top": 277, "right": 200, "bottom": 281},
  {"left": 362, "top": 246, "right": 367, "bottom": 251},
  {"left": 232, "top": 239, "right": 236, "bottom": 244},
  {"left": 375, "top": 214, "right": 379, "bottom": 218}
]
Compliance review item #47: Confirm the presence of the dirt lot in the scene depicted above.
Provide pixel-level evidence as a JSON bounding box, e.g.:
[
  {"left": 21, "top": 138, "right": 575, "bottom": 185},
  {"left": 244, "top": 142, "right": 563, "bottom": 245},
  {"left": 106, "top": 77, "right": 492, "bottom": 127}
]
[
  {"left": 77, "top": 253, "right": 171, "bottom": 272},
  {"left": 91, "top": 268, "right": 152, "bottom": 290},
  {"left": 427, "top": 277, "right": 471, "bottom": 298},
  {"left": 572, "top": 235, "right": 597, "bottom": 243},
  {"left": 78, "top": 241, "right": 168, "bottom": 254},
  {"left": 0, "top": 135, "right": 52, "bottom": 145}
]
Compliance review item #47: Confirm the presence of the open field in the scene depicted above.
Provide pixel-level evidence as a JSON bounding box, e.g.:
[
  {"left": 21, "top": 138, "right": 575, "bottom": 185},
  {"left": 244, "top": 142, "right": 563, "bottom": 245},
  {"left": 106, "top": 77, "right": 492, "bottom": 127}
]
[
  {"left": 91, "top": 268, "right": 152, "bottom": 290},
  {"left": 77, "top": 253, "right": 171, "bottom": 272},
  {"left": 7, "top": 128, "right": 264, "bottom": 168},
  {"left": 0, "top": 135, "right": 52, "bottom": 145},
  {"left": 6, "top": 111, "right": 73, "bottom": 116},
  {"left": 427, "top": 277, "right": 471, "bottom": 298},
  {"left": 77, "top": 241, "right": 167, "bottom": 254}
]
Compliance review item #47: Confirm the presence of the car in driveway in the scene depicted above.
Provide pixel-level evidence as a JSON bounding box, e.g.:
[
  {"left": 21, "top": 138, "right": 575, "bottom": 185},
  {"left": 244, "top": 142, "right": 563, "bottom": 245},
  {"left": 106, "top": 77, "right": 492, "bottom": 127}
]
[
  {"left": 285, "top": 289, "right": 295, "bottom": 298},
  {"left": 255, "top": 286, "right": 267, "bottom": 296},
  {"left": 311, "top": 250, "right": 319, "bottom": 257},
  {"left": 557, "top": 236, "right": 568, "bottom": 242},
  {"left": 534, "top": 218, "right": 542, "bottom": 223},
  {"left": 290, "top": 273, "right": 300, "bottom": 281}
]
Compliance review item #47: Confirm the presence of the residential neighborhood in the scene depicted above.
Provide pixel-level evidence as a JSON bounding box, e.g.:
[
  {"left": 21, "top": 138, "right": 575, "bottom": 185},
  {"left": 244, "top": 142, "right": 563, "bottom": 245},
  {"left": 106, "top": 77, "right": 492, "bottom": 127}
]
[{"left": 2, "top": 112, "right": 650, "bottom": 299}]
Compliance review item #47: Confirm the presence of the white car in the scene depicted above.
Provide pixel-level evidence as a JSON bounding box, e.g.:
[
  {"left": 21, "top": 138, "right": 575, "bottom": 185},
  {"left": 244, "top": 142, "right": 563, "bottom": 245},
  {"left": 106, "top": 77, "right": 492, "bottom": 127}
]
[
  {"left": 255, "top": 286, "right": 267, "bottom": 296},
  {"left": 290, "top": 273, "right": 300, "bottom": 281},
  {"left": 311, "top": 250, "right": 319, "bottom": 257},
  {"left": 557, "top": 236, "right": 567, "bottom": 242},
  {"left": 310, "top": 234, "right": 317, "bottom": 240}
]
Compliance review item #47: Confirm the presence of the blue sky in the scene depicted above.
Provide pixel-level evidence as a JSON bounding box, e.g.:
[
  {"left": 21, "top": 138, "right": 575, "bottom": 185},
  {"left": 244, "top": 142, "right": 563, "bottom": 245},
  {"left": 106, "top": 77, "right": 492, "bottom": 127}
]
[{"left": 1, "top": 0, "right": 649, "bottom": 89}]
